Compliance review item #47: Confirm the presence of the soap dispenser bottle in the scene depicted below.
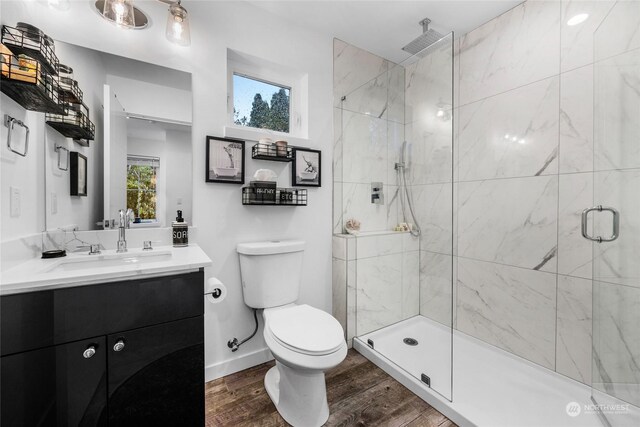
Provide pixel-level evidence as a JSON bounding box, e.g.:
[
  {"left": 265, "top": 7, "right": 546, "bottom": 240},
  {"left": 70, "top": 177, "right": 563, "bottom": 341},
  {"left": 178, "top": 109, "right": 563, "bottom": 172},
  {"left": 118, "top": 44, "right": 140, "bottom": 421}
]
[{"left": 172, "top": 210, "right": 188, "bottom": 247}]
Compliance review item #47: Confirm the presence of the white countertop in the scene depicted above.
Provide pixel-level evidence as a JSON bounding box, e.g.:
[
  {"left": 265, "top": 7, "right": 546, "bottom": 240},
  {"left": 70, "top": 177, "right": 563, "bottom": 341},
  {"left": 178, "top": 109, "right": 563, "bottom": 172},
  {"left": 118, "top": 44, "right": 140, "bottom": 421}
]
[{"left": 0, "top": 244, "right": 212, "bottom": 295}]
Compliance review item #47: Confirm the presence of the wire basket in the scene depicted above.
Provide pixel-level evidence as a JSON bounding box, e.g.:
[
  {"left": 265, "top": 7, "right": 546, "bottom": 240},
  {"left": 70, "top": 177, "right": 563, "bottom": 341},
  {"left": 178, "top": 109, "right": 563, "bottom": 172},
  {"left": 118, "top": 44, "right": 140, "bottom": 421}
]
[
  {"left": 46, "top": 101, "right": 95, "bottom": 140},
  {"left": 1, "top": 25, "right": 59, "bottom": 75},
  {"left": 1, "top": 50, "right": 66, "bottom": 114},
  {"left": 242, "top": 187, "right": 307, "bottom": 206},
  {"left": 251, "top": 142, "right": 293, "bottom": 161}
]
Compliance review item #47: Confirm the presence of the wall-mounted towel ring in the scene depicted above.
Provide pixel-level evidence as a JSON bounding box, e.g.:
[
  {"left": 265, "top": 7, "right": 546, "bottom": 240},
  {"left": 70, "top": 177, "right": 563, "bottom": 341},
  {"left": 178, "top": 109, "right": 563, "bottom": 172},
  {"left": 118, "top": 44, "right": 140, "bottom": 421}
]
[
  {"left": 4, "top": 114, "right": 29, "bottom": 157},
  {"left": 54, "top": 145, "right": 69, "bottom": 171}
]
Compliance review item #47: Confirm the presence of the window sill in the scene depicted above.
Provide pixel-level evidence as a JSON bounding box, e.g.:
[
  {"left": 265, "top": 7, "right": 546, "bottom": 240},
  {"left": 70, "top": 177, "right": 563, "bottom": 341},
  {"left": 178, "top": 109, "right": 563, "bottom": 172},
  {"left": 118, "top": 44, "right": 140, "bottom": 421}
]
[
  {"left": 224, "top": 126, "right": 309, "bottom": 146},
  {"left": 131, "top": 222, "right": 161, "bottom": 229}
]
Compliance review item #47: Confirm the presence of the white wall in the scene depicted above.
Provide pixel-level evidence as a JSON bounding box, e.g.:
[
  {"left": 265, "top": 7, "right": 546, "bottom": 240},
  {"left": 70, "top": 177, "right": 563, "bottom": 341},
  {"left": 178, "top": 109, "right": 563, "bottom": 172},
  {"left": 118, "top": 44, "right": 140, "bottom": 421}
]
[{"left": 0, "top": 0, "right": 333, "bottom": 379}]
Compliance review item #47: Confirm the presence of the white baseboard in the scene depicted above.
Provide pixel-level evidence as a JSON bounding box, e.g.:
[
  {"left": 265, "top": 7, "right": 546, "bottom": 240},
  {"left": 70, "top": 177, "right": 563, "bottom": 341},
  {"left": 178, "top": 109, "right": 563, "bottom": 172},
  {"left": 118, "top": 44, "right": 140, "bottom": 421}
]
[{"left": 205, "top": 347, "right": 274, "bottom": 382}]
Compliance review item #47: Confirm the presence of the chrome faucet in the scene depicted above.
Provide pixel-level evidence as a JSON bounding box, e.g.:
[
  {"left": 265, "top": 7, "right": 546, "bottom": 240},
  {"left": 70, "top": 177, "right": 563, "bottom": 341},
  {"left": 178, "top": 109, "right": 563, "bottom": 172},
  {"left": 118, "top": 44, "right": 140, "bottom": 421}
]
[{"left": 116, "top": 209, "right": 133, "bottom": 253}]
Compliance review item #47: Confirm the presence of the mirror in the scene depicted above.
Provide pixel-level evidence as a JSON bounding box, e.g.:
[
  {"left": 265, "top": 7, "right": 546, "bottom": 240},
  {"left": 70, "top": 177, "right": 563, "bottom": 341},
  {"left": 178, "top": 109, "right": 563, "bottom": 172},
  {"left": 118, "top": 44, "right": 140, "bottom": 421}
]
[{"left": 44, "top": 41, "right": 192, "bottom": 231}]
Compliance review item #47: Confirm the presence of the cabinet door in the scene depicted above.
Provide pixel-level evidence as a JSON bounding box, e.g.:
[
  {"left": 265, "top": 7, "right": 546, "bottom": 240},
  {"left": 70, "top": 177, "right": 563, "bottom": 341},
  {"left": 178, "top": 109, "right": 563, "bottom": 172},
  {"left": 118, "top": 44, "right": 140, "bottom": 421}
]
[
  {"left": 1, "top": 337, "right": 107, "bottom": 427},
  {"left": 107, "top": 316, "right": 204, "bottom": 426}
]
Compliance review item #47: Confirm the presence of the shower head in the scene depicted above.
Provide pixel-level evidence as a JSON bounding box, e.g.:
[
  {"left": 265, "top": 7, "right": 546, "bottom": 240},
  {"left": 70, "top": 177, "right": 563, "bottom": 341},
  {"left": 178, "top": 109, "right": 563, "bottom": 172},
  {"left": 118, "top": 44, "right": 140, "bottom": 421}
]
[{"left": 402, "top": 17, "right": 445, "bottom": 56}]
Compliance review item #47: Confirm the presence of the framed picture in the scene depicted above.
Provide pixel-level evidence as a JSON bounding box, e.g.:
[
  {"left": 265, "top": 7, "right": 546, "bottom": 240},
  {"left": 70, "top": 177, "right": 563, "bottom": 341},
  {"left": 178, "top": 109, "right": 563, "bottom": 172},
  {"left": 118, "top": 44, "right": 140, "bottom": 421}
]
[
  {"left": 292, "top": 147, "right": 321, "bottom": 187},
  {"left": 206, "top": 136, "right": 245, "bottom": 184},
  {"left": 70, "top": 152, "right": 87, "bottom": 196}
]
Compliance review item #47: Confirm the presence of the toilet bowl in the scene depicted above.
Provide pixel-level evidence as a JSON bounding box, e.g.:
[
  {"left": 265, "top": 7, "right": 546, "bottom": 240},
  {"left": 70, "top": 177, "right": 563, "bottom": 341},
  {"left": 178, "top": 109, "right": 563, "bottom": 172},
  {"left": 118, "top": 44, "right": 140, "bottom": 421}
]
[
  {"left": 262, "top": 304, "right": 347, "bottom": 426},
  {"left": 236, "top": 240, "right": 347, "bottom": 426}
]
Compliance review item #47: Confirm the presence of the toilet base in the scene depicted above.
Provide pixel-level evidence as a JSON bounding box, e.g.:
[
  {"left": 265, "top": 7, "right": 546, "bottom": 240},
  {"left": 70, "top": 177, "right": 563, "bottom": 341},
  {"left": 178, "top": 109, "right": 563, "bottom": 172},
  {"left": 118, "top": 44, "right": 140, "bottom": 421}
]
[{"left": 264, "top": 361, "right": 329, "bottom": 427}]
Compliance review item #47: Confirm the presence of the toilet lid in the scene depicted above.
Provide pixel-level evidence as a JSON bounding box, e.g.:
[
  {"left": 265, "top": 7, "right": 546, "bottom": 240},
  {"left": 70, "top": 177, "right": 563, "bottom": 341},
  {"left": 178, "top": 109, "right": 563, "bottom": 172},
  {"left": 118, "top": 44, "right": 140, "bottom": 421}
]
[{"left": 268, "top": 305, "right": 344, "bottom": 355}]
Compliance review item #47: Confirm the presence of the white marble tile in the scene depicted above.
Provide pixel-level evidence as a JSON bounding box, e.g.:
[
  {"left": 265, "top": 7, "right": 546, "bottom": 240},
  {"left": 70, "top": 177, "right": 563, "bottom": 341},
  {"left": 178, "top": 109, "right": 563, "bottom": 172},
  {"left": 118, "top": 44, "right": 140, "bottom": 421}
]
[
  {"left": 592, "top": 169, "right": 640, "bottom": 288},
  {"left": 333, "top": 181, "right": 343, "bottom": 234},
  {"left": 386, "top": 120, "right": 406, "bottom": 186},
  {"left": 342, "top": 110, "right": 388, "bottom": 184},
  {"left": 561, "top": 0, "right": 616, "bottom": 72},
  {"left": 346, "top": 260, "right": 357, "bottom": 342},
  {"left": 458, "top": 0, "right": 560, "bottom": 105},
  {"left": 458, "top": 77, "right": 559, "bottom": 181},
  {"left": 594, "top": 48, "right": 640, "bottom": 171},
  {"left": 593, "top": 0, "right": 640, "bottom": 63},
  {"left": 404, "top": 116, "right": 454, "bottom": 185},
  {"left": 405, "top": 34, "right": 454, "bottom": 125},
  {"left": 457, "top": 176, "right": 558, "bottom": 272},
  {"left": 558, "top": 173, "right": 593, "bottom": 279},
  {"left": 341, "top": 65, "right": 390, "bottom": 119},
  {"left": 403, "top": 232, "right": 420, "bottom": 252},
  {"left": 560, "top": 65, "right": 594, "bottom": 173},
  {"left": 592, "top": 281, "right": 640, "bottom": 406},
  {"left": 333, "top": 107, "right": 343, "bottom": 182},
  {"left": 387, "top": 62, "right": 405, "bottom": 124},
  {"left": 356, "top": 253, "right": 404, "bottom": 335},
  {"left": 332, "top": 258, "right": 347, "bottom": 332},
  {"left": 355, "top": 232, "right": 403, "bottom": 259},
  {"left": 402, "top": 251, "right": 420, "bottom": 319},
  {"left": 332, "top": 235, "right": 347, "bottom": 260},
  {"left": 342, "top": 183, "right": 398, "bottom": 233},
  {"left": 557, "top": 275, "right": 592, "bottom": 384},
  {"left": 456, "top": 257, "right": 557, "bottom": 369},
  {"left": 333, "top": 38, "right": 388, "bottom": 107},
  {"left": 420, "top": 251, "right": 454, "bottom": 326},
  {"left": 413, "top": 183, "right": 453, "bottom": 255}
]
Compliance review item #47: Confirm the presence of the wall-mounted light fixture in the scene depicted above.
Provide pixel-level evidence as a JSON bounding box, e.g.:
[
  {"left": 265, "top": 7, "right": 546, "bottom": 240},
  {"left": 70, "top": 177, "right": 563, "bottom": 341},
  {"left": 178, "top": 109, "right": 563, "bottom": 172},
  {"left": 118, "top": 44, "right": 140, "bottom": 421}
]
[
  {"left": 93, "top": 0, "right": 190, "bottom": 45},
  {"left": 163, "top": 0, "right": 191, "bottom": 46}
]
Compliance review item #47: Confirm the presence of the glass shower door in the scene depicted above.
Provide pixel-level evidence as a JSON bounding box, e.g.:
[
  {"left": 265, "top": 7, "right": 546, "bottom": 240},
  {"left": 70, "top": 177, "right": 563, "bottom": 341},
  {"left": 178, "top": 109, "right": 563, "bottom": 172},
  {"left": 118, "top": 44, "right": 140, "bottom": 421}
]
[{"left": 591, "top": 2, "right": 640, "bottom": 424}]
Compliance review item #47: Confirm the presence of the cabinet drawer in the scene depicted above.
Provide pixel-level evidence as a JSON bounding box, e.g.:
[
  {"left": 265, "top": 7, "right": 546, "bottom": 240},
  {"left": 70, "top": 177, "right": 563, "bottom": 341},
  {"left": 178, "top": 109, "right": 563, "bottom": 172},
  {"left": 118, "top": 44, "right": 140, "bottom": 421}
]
[{"left": 1, "top": 270, "right": 203, "bottom": 356}]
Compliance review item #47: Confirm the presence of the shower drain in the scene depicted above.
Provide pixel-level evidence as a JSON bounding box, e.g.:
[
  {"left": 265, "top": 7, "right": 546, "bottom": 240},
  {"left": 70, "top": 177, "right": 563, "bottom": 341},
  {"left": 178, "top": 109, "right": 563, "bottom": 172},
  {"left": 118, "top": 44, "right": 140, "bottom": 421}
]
[{"left": 403, "top": 337, "right": 419, "bottom": 346}]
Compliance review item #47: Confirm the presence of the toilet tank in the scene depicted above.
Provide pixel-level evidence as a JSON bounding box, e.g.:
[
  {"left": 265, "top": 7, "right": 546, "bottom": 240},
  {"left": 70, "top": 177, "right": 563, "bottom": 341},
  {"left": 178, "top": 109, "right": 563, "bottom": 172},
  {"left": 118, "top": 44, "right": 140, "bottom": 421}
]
[{"left": 237, "top": 240, "right": 305, "bottom": 309}]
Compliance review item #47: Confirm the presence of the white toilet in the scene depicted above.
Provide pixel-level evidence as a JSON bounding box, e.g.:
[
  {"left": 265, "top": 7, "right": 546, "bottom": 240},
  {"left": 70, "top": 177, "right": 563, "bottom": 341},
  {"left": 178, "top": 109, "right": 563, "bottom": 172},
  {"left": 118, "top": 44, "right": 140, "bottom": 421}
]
[{"left": 237, "top": 240, "right": 347, "bottom": 427}]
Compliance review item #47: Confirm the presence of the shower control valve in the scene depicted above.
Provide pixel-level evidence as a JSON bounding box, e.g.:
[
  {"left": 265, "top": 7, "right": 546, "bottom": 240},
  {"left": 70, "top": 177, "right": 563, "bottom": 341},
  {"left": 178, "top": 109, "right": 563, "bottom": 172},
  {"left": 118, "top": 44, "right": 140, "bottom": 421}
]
[{"left": 371, "top": 182, "right": 384, "bottom": 205}]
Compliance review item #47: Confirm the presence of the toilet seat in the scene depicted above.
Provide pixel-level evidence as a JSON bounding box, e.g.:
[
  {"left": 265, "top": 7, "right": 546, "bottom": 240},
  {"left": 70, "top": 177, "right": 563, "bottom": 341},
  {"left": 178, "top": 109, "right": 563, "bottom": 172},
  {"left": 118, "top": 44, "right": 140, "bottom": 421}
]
[{"left": 267, "top": 304, "right": 344, "bottom": 356}]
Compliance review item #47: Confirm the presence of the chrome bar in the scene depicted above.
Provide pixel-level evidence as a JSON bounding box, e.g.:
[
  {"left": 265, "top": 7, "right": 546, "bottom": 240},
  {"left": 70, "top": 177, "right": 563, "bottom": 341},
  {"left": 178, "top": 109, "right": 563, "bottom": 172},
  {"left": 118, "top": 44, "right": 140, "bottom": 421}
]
[{"left": 581, "top": 205, "right": 620, "bottom": 243}]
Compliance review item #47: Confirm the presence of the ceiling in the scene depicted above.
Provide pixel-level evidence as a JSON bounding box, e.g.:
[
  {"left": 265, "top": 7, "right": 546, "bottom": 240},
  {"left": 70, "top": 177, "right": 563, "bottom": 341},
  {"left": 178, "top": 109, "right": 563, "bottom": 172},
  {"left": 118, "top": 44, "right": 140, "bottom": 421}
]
[{"left": 249, "top": 0, "right": 523, "bottom": 63}]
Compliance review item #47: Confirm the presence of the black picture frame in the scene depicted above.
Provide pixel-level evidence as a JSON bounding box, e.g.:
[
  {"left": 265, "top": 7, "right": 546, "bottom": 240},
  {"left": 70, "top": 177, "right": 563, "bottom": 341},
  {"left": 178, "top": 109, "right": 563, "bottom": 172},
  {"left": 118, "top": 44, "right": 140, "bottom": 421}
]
[
  {"left": 70, "top": 152, "right": 87, "bottom": 196},
  {"left": 292, "top": 147, "right": 321, "bottom": 187},
  {"left": 206, "top": 136, "right": 245, "bottom": 184}
]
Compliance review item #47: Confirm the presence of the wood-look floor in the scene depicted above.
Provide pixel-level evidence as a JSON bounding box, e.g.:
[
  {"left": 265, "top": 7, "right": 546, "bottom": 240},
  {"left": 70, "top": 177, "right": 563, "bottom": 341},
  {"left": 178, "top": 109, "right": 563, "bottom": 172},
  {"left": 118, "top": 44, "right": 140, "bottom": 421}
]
[{"left": 206, "top": 349, "right": 456, "bottom": 427}]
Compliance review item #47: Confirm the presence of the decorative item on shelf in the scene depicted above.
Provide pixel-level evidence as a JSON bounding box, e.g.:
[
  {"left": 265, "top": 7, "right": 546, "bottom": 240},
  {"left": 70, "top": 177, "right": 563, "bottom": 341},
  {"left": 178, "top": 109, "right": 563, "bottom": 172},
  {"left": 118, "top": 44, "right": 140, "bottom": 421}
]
[
  {"left": 57, "top": 63, "right": 83, "bottom": 103},
  {"left": 70, "top": 151, "right": 87, "bottom": 196},
  {"left": 345, "top": 218, "right": 361, "bottom": 235},
  {"left": 206, "top": 135, "right": 245, "bottom": 184},
  {"left": 242, "top": 187, "right": 307, "bottom": 206},
  {"left": 275, "top": 140, "right": 288, "bottom": 157},
  {"left": 1, "top": 23, "right": 59, "bottom": 74},
  {"left": 248, "top": 181, "right": 277, "bottom": 203},
  {"left": 251, "top": 140, "right": 293, "bottom": 161},
  {"left": 1, "top": 37, "right": 66, "bottom": 114},
  {"left": 394, "top": 222, "right": 412, "bottom": 232},
  {"left": 253, "top": 168, "right": 277, "bottom": 181},
  {"left": 45, "top": 101, "right": 95, "bottom": 140},
  {"left": 292, "top": 147, "right": 321, "bottom": 187}
]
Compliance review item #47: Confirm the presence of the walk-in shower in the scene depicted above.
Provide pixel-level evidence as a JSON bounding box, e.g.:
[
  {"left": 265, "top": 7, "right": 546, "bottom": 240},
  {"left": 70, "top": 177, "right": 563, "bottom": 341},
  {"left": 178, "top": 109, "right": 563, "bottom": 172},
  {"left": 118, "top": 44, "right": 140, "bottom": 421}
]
[{"left": 334, "top": 3, "right": 640, "bottom": 426}]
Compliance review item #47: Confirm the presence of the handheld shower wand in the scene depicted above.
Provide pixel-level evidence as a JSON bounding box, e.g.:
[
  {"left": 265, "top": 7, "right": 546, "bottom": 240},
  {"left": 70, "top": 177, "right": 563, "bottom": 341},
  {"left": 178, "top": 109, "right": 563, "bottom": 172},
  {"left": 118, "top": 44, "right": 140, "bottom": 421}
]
[{"left": 395, "top": 141, "right": 421, "bottom": 237}]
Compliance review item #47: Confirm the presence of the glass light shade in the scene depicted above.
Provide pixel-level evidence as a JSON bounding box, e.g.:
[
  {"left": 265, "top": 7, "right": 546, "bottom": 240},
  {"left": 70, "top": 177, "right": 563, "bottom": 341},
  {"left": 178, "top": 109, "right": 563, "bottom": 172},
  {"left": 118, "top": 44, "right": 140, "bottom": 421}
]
[
  {"left": 48, "top": 0, "right": 71, "bottom": 11},
  {"left": 103, "top": 0, "right": 136, "bottom": 28},
  {"left": 166, "top": 2, "right": 191, "bottom": 46}
]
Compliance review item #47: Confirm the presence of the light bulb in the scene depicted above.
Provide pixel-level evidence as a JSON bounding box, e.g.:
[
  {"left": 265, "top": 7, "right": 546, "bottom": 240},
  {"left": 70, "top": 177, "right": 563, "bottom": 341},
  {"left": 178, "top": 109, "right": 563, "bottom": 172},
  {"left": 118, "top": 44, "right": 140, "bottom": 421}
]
[
  {"left": 102, "top": 0, "right": 135, "bottom": 28},
  {"left": 166, "top": 2, "right": 191, "bottom": 46}
]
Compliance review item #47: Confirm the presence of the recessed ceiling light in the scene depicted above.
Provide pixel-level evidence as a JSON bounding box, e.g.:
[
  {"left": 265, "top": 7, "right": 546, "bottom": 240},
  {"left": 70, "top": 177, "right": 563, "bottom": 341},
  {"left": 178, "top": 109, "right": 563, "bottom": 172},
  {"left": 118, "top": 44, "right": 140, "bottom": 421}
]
[{"left": 567, "top": 13, "right": 589, "bottom": 26}]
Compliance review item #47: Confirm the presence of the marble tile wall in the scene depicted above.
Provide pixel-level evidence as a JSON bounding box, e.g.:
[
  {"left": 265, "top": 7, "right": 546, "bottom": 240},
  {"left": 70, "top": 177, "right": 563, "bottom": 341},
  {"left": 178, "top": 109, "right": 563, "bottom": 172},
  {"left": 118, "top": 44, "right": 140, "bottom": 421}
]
[
  {"left": 332, "top": 0, "right": 640, "bottom": 393},
  {"left": 453, "top": 0, "right": 640, "bottom": 389}
]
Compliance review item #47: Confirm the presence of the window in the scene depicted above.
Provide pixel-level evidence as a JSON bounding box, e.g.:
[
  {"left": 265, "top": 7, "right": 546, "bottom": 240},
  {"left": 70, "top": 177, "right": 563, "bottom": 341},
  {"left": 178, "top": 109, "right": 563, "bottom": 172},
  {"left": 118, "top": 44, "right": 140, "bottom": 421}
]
[
  {"left": 127, "top": 155, "right": 159, "bottom": 222},
  {"left": 232, "top": 73, "right": 291, "bottom": 133}
]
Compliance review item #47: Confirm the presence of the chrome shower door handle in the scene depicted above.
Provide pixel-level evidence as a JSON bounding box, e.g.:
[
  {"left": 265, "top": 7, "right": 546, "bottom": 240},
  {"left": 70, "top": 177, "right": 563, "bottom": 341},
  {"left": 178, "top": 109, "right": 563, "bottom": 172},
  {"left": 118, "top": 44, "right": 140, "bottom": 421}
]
[{"left": 581, "top": 205, "right": 620, "bottom": 243}]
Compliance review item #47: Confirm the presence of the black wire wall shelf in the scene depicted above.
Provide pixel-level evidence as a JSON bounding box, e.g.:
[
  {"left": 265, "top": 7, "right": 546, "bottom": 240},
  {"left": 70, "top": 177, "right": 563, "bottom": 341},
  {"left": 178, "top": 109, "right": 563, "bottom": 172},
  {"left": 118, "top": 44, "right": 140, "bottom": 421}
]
[
  {"left": 1, "top": 25, "right": 59, "bottom": 75},
  {"left": 251, "top": 142, "right": 293, "bottom": 162},
  {"left": 242, "top": 187, "right": 307, "bottom": 206}
]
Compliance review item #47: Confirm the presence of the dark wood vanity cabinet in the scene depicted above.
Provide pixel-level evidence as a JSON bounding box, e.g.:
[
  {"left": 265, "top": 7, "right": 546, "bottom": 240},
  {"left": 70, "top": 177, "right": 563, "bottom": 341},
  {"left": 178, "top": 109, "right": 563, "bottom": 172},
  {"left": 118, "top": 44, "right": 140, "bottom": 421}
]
[{"left": 0, "top": 270, "right": 205, "bottom": 427}]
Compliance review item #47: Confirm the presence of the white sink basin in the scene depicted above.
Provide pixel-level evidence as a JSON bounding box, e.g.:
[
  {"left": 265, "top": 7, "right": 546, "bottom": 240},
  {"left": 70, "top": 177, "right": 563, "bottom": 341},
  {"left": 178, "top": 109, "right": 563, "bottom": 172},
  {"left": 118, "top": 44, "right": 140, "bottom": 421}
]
[{"left": 44, "top": 250, "right": 173, "bottom": 273}]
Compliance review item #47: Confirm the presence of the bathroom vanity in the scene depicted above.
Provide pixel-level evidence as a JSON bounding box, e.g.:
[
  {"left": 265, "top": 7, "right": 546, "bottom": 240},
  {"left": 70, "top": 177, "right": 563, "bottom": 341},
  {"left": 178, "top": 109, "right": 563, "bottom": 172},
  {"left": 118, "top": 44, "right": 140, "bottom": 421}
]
[{"left": 0, "top": 245, "right": 211, "bottom": 426}]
